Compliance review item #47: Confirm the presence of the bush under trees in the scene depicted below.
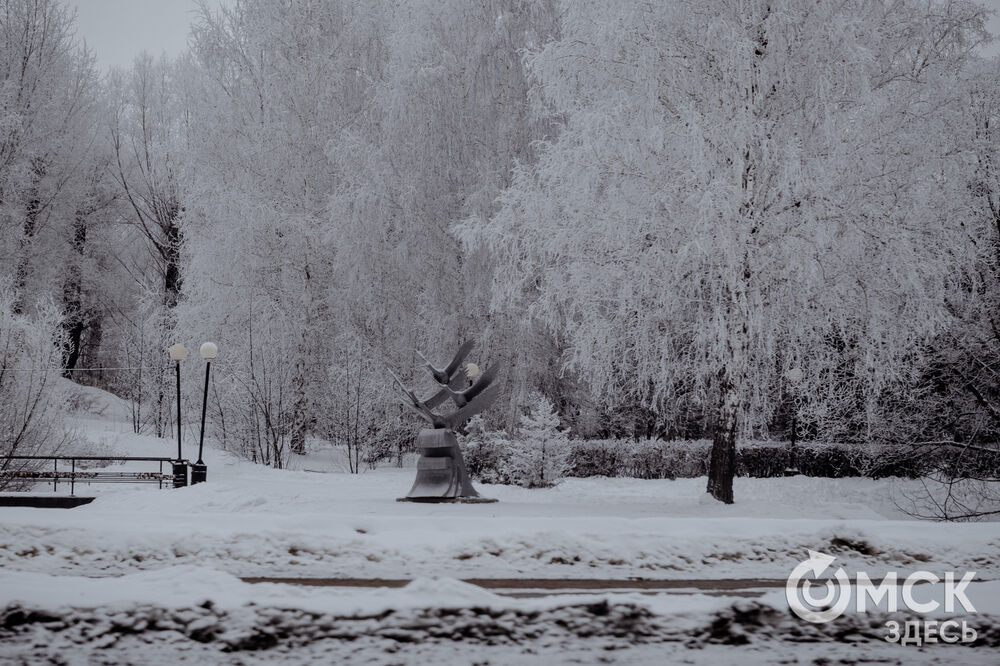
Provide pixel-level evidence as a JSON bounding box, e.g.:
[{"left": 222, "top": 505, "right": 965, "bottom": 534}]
[
  {"left": 464, "top": 435, "right": 1000, "bottom": 485},
  {"left": 0, "top": 288, "right": 69, "bottom": 488},
  {"left": 461, "top": 394, "right": 571, "bottom": 488}
]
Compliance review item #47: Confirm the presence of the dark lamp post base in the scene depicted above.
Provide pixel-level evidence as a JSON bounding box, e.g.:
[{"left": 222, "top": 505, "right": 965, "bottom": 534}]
[{"left": 190, "top": 463, "right": 207, "bottom": 485}]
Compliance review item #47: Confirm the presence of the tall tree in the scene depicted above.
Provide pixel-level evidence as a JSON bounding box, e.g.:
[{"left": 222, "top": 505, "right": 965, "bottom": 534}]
[
  {"left": 109, "top": 53, "right": 187, "bottom": 311},
  {"left": 0, "top": 0, "right": 105, "bottom": 460},
  {"left": 329, "top": 0, "right": 560, "bottom": 425},
  {"left": 0, "top": 0, "right": 101, "bottom": 313},
  {"left": 181, "top": 0, "right": 386, "bottom": 462},
  {"left": 462, "top": 0, "right": 988, "bottom": 502}
]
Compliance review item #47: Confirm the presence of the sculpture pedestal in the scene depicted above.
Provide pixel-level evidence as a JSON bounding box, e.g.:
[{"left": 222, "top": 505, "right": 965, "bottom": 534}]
[{"left": 398, "top": 428, "right": 497, "bottom": 503}]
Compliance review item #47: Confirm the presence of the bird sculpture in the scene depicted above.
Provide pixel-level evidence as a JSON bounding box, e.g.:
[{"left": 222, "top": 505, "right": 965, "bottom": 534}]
[
  {"left": 392, "top": 341, "right": 500, "bottom": 431},
  {"left": 390, "top": 339, "right": 501, "bottom": 502},
  {"left": 416, "top": 339, "right": 474, "bottom": 385},
  {"left": 440, "top": 364, "right": 500, "bottom": 408}
]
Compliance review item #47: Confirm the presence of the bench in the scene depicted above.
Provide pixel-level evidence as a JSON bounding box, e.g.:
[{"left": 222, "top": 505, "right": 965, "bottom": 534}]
[{"left": 0, "top": 456, "right": 180, "bottom": 495}]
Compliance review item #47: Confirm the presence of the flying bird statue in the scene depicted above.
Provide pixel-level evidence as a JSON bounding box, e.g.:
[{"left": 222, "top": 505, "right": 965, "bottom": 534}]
[
  {"left": 416, "top": 339, "right": 474, "bottom": 385},
  {"left": 391, "top": 339, "right": 500, "bottom": 502}
]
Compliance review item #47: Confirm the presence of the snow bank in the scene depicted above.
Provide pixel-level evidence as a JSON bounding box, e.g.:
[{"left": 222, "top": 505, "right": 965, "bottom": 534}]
[
  {"left": 59, "top": 378, "right": 133, "bottom": 423},
  {"left": 3, "top": 510, "right": 998, "bottom": 581},
  {"left": 1, "top": 569, "right": 997, "bottom": 663}
]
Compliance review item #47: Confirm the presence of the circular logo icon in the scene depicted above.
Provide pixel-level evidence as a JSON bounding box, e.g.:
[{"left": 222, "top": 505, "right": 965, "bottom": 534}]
[{"left": 785, "top": 550, "right": 852, "bottom": 623}]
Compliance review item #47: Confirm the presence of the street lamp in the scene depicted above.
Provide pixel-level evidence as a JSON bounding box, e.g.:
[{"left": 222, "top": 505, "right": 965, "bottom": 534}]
[
  {"left": 168, "top": 344, "right": 188, "bottom": 488},
  {"left": 191, "top": 342, "right": 218, "bottom": 485}
]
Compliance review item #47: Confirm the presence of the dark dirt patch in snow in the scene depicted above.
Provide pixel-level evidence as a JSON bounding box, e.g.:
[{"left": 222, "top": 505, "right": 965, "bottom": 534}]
[
  {"left": 2, "top": 599, "right": 998, "bottom": 659},
  {"left": 828, "top": 536, "right": 879, "bottom": 556}
]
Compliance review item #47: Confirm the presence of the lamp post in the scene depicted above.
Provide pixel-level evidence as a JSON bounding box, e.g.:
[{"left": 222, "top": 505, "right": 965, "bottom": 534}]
[
  {"left": 191, "top": 342, "right": 218, "bottom": 485},
  {"left": 168, "top": 343, "right": 188, "bottom": 488},
  {"left": 785, "top": 367, "right": 803, "bottom": 477}
]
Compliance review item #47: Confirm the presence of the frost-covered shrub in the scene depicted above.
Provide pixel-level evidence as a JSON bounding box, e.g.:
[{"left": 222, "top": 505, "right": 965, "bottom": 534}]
[
  {"left": 358, "top": 421, "right": 413, "bottom": 470},
  {"left": 566, "top": 440, "right": 629, "bottom": 478},
  {"left": 506, "top": 394, "right": 571, "bottom": 488},
  {"left": 468, "top": 425, "right": 986, "bottom": 483},
  {"left": 862, "top": 445, "right": 1000, "bottom": 481},
  {"left": 566, "top": 439, "right": 887, "bottom": 479},
  {"left": 939, "top": 447, "right": 1000, "bottom": 479},
  {"left": 567, "top": 439, "right": 712, "bottom": 479},
  {"left": 793, "top": 444, "right": 864, "bottom": 478},
  {"left": 461, "top": 397, "right": 571, "bottom": 488},
  {"left": 0, "top": 288, "right": 69, "bottom": 488},
  {"left": 736, "top": 444, "right": 792, "bottom": 478},
  {"left": 564, "top": 438, "right": 999, "bottom": 480},
  {"left": 460, "top": 416, "right": 515, "bottom": 485}
]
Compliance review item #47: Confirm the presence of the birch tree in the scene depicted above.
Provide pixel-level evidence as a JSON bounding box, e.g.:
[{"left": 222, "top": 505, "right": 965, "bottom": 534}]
[
  {"left": 0, "top": 0, "right": 101, "bottom": 311},
  {"left": 463, "top": 0, "right": 988, "bottom": 502},
  {"left": 180, "top": 0, "right": 385, "bottom": 463},
  {"left": 329, "top": 0, "right": 560, "bottom": 425}
]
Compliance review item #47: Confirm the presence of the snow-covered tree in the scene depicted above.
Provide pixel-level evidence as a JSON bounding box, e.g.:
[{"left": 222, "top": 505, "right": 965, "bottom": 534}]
[
  {"left": 0, "top": 0, "right": 136, "bottom": 401},
  {"left": 0, "top": 0, "right": 102, "bottom": 313},
  {"left": 462, "top": 0, "right": 989, "bottom": 502},
  {"left": 104, "top": 53, "right": 196, "bottom": 436},
  {"left": 178, "top": 0, "right": 561, "bottom": 464},
  {"left": 108, "top": 53, "right": 189, "bottom": 311},
  {"left": 507, "top": 392, "right": 570, "bottom": 487},
  {"left": 328, "top": 0, "right": 561, "bottom": 426},
  {"left": 886, "top": 57, "right": 1000, "bottom": 519},
  {"left": 179, "top": 0, "right": 387, "bottom": 464},
  {"left": 0, "top": 283, "right": 67, "bottom": 486}
]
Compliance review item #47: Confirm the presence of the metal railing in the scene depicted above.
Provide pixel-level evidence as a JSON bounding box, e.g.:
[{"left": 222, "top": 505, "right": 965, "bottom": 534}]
[{"left": 0, "top": 456, "right": 181, "bottom": 495}]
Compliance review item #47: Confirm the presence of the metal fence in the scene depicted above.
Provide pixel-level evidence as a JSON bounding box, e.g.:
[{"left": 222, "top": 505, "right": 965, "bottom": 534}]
[{"left": 0, "top": 456, "right": 179, "bottom": 495}]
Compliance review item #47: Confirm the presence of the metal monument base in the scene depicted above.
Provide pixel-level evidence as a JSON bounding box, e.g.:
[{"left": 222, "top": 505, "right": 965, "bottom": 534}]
[{"left": 403, "top": 428, "right": 494, "bottom": 501}]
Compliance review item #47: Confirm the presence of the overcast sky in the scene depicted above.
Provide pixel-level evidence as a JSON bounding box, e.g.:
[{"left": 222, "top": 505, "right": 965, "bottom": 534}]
[
  {"left": 979, "top": 0, "right": 1000, "bottom": 57},
  {"left": 68, "top": 0, "right": 1000, "bottom": 71},
  {"left": 67, "top": 0, "right": 208, "bottom": 70}
]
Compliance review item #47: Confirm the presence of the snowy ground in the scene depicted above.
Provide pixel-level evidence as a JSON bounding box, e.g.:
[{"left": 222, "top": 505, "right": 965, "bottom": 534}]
[
  {"left": 1, "top": 382, "right": 999, "bottom": 663},
  {"left": 2, "top": 566, "right": 999, "bottom": 665}
]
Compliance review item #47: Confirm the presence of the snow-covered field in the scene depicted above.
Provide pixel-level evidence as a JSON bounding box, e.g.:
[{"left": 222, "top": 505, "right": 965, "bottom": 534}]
[{"left": 2, "top": 383, "right": 999, "bottom": 664}]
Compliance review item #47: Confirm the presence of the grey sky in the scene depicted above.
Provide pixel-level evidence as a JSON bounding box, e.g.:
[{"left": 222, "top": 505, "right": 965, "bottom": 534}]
[
  {"left": 67, "top": 0, "right": 207, "bottom": 70},
  {"left": 981, "top": 0, "right": 1000, "bottom": 56},
  {"left": 68, "top": 0, "right": 1000, "bottom": 71}
]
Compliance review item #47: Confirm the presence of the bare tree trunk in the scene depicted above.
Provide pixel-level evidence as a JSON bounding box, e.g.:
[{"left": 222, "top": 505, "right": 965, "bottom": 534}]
[
  {"left": 13, "top": 161, "right": 45, "bottom": 314},
  {"left": 162, "top": 213, "right": 182, "bottom": 310},
  {"left": 707, "top": 258, "right": 750, "bottom": 504},
  {"left": 62, "top": 208, "right": 89, "bottom": 375},
  {"left": 707, "top": 374, "right": 739, "bottom": 504},
  {"left": 289, "top": 262, "right": 318, "bottom": 456},
  {"left": 289, "top": 382, "right": 309, "bottom": 456}
]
